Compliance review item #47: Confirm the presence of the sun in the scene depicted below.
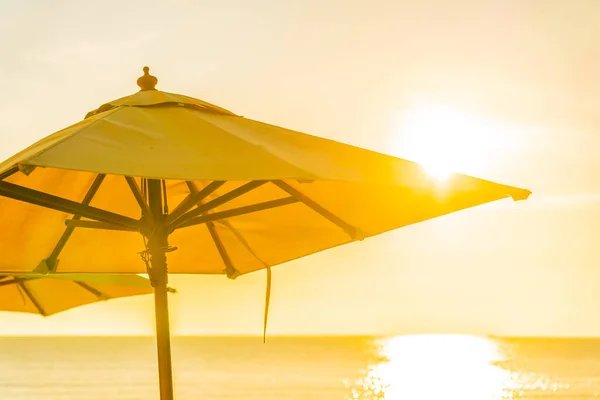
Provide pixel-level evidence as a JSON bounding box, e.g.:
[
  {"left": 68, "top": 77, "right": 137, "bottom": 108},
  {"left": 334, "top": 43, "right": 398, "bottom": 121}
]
[{"left": 392, "top": 103, "right": 510, "bottom": 180}]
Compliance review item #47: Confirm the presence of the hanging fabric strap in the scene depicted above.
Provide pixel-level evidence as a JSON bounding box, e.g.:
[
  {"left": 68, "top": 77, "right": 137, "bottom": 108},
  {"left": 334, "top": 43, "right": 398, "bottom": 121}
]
[
  {"left": 186, "top": 189, "right": 271, "bottom": 342},
  {"left": 216, "top": 220, "right": 272, "bottom": 343},
  {"left": 15, "top": 279, "right": 26, "bottom": 305},
  {"left": 263, "top": 266, "right": 272, "bottom": 344}
]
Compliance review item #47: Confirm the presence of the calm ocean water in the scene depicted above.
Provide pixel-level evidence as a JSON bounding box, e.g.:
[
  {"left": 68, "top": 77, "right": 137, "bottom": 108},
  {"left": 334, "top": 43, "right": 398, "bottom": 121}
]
[{"left": 1, "top": 335, "right": 599, "bottom": 400}]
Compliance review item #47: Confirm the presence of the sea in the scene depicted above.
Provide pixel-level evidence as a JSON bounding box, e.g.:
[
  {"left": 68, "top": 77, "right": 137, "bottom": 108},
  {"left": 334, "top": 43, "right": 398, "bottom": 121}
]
[{"left": 0, "top": 335, "right": 599, "bottom": 400}]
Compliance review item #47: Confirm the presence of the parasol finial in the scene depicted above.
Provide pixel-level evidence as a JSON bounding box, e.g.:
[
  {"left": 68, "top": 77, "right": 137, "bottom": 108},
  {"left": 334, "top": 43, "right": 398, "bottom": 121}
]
[{"left": 137, "top": 66, "right": 158, "bottom": 91}]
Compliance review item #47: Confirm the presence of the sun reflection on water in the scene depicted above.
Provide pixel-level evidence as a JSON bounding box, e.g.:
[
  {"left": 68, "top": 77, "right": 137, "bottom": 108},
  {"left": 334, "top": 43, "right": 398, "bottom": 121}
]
[{"left": 348, "top": 335, "right": 518, "bottom": 400}]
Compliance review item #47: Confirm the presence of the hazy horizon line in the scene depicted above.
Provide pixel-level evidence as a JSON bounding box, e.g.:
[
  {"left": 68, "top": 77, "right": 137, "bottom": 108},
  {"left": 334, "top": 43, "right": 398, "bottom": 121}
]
[{"left": 1, "top": 334, "right": 600, "bottom": 339}]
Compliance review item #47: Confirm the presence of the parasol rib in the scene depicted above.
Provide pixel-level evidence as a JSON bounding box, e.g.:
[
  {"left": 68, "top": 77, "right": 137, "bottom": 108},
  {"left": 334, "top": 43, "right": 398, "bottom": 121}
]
[
  {"left": 64, "top": 197, "right": 298, "bottom": 231},
  {"left": 41, "top": 174, "right": 106, "bottom": 272},
  {"left": 272, "top": 180, "right": 363, "bottom": 240},
  {"left": 17, "top": 281, "right": 46, "bottom": 316},
  {"left": 206, "top": 222, "right": 239, "bottom": 279},
  {"left": 0, "top": 276, "right": 24, "bottom": 288},
  {"left": 125, "top": 177, "right": 152, "bottom": 218},
  {"left": 182, "top": 181, "right": 240, "bottom": 278},
  {"left": 0, "top": 166, "right": 19, "bottom": 181},
  {"left": 74, "top": 281, "right": 107, "bottom": 299},
  {"left": 170, "top": 180, "right": 268, "bottom": 229},
  {"left": 0, "top": 180, "right": 140, "bottom": 230},
  {"left": 166, "top": 180, "right": 226, "bottom": 224},
  {"left": 175, "top": 197, "right": 298, "bottom": 229},
  {"left": 64, "top": 220, "right": 140, "bottom": 231}
]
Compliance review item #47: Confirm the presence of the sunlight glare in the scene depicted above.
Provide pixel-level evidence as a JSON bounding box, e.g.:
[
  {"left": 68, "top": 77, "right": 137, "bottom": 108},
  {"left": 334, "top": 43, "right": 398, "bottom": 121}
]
[
  {"left": 351, "top": 334, "right": 517, "bottom": 400},
  {"left": 392, "top": 104, "right": 516, "bottom": 180}
]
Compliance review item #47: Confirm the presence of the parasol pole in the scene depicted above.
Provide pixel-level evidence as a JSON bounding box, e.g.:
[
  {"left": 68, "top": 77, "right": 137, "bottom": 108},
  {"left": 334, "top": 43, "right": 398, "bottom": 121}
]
[{"left": 147, "top": 178, "right": 175, "bottom": 400}]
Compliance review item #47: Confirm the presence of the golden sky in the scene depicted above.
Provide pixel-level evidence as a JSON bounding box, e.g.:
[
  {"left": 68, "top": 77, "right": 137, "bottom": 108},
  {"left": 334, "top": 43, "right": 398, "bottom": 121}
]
[{"left": 0, "top": 0, "right": 599, "bottom": 336}]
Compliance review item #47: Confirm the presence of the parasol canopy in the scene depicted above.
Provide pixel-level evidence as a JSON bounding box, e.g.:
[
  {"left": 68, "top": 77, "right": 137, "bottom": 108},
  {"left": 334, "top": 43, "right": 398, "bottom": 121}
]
[{"left": 0, "top": 67, "right": 530, "bottom": 400}]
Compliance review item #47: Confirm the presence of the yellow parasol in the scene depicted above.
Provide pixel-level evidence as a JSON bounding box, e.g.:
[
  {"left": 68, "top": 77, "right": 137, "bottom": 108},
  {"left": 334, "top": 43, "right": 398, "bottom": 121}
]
[{"left": 0, "top": 67, "right": 530, "bottom": 400}]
